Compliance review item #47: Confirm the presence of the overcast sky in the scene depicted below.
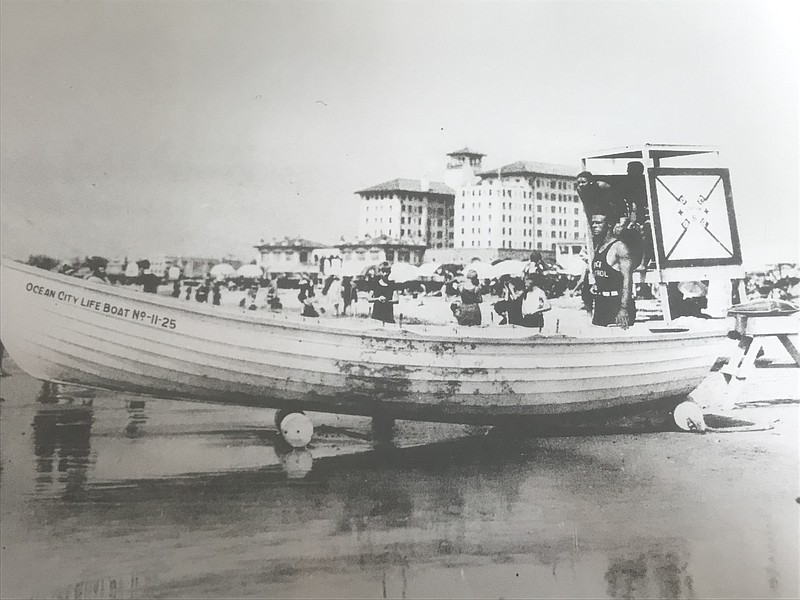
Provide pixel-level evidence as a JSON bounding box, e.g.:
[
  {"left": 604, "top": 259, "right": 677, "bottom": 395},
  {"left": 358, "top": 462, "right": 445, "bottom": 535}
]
[{"left": 1, "top": 0, "right": 797, "bottom": 265}]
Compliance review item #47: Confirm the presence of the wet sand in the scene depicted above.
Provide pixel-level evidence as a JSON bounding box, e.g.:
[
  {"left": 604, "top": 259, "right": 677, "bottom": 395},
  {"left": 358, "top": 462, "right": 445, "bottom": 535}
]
[{"left": 0, "top": 349, "right": 798, "bottom": 599}]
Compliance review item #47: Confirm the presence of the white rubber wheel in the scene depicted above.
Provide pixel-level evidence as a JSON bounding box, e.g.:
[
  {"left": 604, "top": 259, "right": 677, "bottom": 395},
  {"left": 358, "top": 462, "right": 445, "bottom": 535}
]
[
  {"left": 673, "top": 401, "right": 707, "bottom": 432},
  {"left": 280, "top": 412, "right": 314, "bottom": 448}
]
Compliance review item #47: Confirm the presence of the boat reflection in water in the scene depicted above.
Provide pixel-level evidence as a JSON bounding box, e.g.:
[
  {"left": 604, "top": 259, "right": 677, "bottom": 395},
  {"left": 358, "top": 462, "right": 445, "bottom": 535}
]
[{"left": 32, "top": 383, "right": 94, "bottom": 500}]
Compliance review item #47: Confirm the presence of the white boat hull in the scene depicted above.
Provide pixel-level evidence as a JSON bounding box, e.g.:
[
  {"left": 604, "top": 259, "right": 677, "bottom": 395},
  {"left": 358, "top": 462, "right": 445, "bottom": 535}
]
[{"left": 0, "top": 260, "right": 731, "bottom": 424}]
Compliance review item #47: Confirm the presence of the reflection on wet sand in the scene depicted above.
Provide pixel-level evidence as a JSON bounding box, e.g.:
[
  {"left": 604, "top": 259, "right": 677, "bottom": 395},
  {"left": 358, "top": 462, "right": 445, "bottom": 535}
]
[
  {"left": 605, "top": 550, "right": 694, "bottom": 599},
  {"left": 1, "top": 366, "right": 796, "bottom": 599},
  {"left": 32, "top": 384, "right": 94, "bottom": 500}
]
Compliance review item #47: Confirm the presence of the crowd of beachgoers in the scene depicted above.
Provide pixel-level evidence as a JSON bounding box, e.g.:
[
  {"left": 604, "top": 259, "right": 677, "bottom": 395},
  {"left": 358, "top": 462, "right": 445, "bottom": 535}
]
[{"left": 24, "top": 253, "right": 799, "bottom": 328}]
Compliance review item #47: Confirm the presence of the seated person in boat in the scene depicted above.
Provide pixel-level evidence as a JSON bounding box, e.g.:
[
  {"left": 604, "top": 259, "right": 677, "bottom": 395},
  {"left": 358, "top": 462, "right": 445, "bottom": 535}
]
[
  {"left": 369, "top": 262, "right": 397, "bottom": 324},
  {"left": 298, "top": 276, "right": 319, "bottom": 317},
  {"left": 493, "top": 275, "right": 524, "bottom": 325},
  {"left": 452, "top": 269, "right": 483, "bottom": 326},
  {"left": 520, "top": 278, "right": 550, "bottom": 329},
  {"left": 590, "top": 211, "right": 636, "bottom": 329}
]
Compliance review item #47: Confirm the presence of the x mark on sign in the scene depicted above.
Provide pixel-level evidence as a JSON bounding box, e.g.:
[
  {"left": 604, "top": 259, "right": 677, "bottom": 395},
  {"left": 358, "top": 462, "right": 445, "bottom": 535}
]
[{"left": 656, "top": 176, "right": 732, "bottom": 259}]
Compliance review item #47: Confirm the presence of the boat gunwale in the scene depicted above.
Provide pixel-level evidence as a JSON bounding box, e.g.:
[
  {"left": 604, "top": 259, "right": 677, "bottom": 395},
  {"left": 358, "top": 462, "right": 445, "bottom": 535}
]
[{"left": 3, "top": 258, "right": 732, "bottom": 346}]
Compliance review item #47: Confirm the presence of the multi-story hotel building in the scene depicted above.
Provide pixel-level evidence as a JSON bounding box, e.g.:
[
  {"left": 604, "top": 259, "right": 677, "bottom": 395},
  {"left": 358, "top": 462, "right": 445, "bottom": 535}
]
[
  {"left": 453, "top": 161, "right": 586, "bottom": 257},
  {"left": 355, "top": 179, "right": 455, "bottom": 249}
]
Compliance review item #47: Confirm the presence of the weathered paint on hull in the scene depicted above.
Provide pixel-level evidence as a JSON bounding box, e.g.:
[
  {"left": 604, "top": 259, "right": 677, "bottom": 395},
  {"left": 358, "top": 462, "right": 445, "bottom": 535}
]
[{"left": 0, "top": 260, "right": 731, "bottom": 424}]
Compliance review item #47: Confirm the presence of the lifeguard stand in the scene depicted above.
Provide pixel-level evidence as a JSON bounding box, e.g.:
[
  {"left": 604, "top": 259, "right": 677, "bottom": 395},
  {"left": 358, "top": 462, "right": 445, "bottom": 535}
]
[{"left": 581, "top": 143, "right": 746, "bottom": 323}]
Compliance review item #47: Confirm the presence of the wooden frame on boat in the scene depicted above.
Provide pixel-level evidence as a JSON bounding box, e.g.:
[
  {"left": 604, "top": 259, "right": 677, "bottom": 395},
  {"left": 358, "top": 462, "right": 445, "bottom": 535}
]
[{"left": 581, "top": 143, "right": 746, "bottom": 321}]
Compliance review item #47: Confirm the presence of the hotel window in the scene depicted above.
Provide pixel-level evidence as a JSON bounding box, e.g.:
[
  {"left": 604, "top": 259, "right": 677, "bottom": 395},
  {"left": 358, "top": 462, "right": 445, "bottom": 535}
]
[
  {"left": 487, "top": 240, "right": 491, "bottom": 247},
  {"left": 551, "top": 206, "right": 556, "bottom": 213},
  {"left": 537, "top": 229, "right": 542, "bottom": 236},
  {"left": 551, "top": 231, "right": 556, "bottom": 238},
  {"left": 551, "top": 243, "right": 556, "bottom": 251},
  {"left": 537, "top": 242, "right": 542, "bottom": 249},
  {"left": 400, "top": 229, "right": 405, "bottom": 236},
  {"left": 537, "top": 192, "right": 542, "bottom": 200},
  {"left": 574, "top": 208, "right": 580, "bottom": 214},
  {"left": 537, "top": 217, "right": 542, "bottom": 224},
  {"left": 537, "top": 205, "right": 542, "bottom": 212},
  {"left": 575, "top": 232, "right": 580, "bottom": 239},
  {"left": 574, "top": 220, "right": 580, "bottom": 227}
]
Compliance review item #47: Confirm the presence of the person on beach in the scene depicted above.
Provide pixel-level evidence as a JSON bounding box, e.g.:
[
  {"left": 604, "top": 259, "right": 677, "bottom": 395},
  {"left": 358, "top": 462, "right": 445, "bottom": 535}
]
[
  {"left": 369, "top": 262, "right": 397, "bottom": 324},
  {"left": 298, "top": 276, "right": 319, "bottom": 317},
  {"left": 590, "top": 211, "right": 636, "bottom": 328},
  {"left": 523, "top": 251, "right": 548, "bottom": 287},
  {"left": 322, "top": 274, "right": 343, "bottom": 316},
  {"left": 137, "top": 260, "right": 160, "bottom": 294},
  {"left": 85, "top": 259, "right": 109, "bottom": 284},
  {"left": 211, "top": 281, "right": 222, "bottom": 306},
  {"left": 239, "top": 284, "right": 259, "bottom": 310},
  {"left": 493, "top": 276, "right": 524, "bottom": 325},
  {"left": 452, "top": 269, "right": 483, "bottom": 326},
  {"left": 520, "top": 278, "right": 550, "bottom": 329},
  {"left": 341, "top": 276, "right": 357, "bottom": 316}
]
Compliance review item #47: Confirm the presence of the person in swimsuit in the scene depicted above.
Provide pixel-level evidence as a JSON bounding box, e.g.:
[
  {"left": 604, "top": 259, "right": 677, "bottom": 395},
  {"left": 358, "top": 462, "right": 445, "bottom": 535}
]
[
  {"left": 590, "top": 212, "right": 636, "bottom": 329},
  {"left": 453, "top": 269, "right": 483, "bottom": 326}
]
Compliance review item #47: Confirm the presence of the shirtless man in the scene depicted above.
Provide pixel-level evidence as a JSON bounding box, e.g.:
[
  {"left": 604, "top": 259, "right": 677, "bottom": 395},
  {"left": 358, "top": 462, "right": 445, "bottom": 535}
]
[{"left": 590, "top": 211, "right": 636, "bottom": 329}]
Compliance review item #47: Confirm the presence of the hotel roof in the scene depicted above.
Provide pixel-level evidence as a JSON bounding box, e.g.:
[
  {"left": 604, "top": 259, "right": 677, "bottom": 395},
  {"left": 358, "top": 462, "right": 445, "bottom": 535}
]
[
  {"left": 447, "top": 146, "right": 486, "bottom": 157},
  {"left": 254, "top": 236, "right": 326, "bottom": 250},
  {"left": 337, "top": 234, "right": 427, "bottom": 248},
  {"left": 356, "top": 178, "right": 454, "bottom": 196},
  {"left": 478, "top": 161, "right": 578, "bottom": 178}
]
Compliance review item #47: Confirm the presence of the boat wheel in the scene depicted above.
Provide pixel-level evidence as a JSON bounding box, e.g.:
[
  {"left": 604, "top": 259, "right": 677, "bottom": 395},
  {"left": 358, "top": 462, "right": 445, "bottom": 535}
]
[
  {"left": 275, "top": 410, "right": 313, "bottom": 448},
  {"left": 672, "top": 401, "right": 707, "bottom": 432}
]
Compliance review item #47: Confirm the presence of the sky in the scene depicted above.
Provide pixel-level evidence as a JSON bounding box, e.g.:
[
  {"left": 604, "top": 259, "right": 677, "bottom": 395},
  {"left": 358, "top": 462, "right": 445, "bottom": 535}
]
[{"left": 1, "top": 0, "right": 797, "bottom": 266}]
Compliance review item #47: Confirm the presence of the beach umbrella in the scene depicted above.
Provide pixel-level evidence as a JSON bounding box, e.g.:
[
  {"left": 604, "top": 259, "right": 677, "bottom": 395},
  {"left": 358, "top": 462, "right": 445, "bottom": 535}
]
[
  {"left": 389, "top": 263, "right": 420, "bottom": 283},
  {"left": 124, "top": 262, "right": 140, "bottom": 278},
  {"left": 416, "top": 263, "right": 443, "bottom": 278},
  {"left": 236, "top": 264, "right": 264, "bottom": 278},
  {"left": 491, "top": 259, "right": 527, "bottom": 277},
  {"left": 339, "top": 261, "right": 379, "bottom": 278},
  {"left": 555, "top": 255, "right": 588, "bottom": 277},
  {"left": 210, "top": 263, "right": 236, "bottom": 279},
  {"left": 464, "top": 261, "right": 496, "bottom": 280}
]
